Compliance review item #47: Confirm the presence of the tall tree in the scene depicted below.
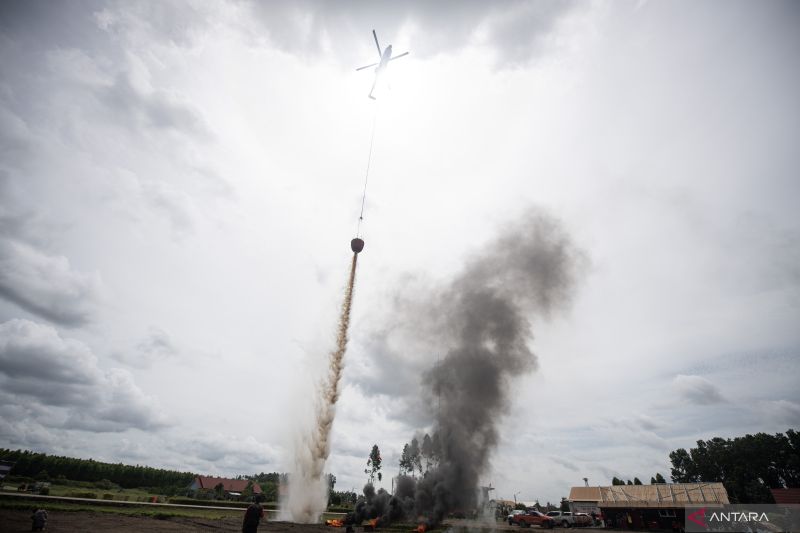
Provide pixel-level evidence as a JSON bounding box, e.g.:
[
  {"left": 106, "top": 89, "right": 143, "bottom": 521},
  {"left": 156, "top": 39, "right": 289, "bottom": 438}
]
[
  {"left": 409, "top": 438, "right": 422, "bottom": 477},
  {"left": 654, "top": 473, "right": 666, "bottom": 484},
  {"left": 399, "top": 443, "right": 411, "bottom": 475},
  {"left": 669, "top": 429, "right": 799, "bottom": 503},
  {"left": 633, "top": 478, "right": 642, "bottom": 485},
  {"left": 431, "top": 433, "right": 442, "bottom": 467},
  {"left": 421, "top": 434, "right": 433, "bottom": 474},
  {"left": 365, "top": 445, "right": 382, "bottom": 484}
]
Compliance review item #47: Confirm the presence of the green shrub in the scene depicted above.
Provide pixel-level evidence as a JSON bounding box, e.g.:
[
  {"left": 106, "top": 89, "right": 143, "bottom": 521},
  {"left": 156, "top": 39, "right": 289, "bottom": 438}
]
[
  {"left": 95, "top": 479, "right": 118, "bottom": 490},
  {"left": 38, "top": 487, "right": 50, "bottom": 496},
  {"left": 102, "top": 493, "right": 114, "bottom": 500},
  {"left": 67, "top": 491, "right": 98, "bottom": 499}
]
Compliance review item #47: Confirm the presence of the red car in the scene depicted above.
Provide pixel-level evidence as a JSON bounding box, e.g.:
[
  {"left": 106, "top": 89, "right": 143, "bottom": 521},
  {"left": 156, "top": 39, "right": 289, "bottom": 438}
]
[{"left": 516, "top": 510, "right": 555, "bottom": 529}]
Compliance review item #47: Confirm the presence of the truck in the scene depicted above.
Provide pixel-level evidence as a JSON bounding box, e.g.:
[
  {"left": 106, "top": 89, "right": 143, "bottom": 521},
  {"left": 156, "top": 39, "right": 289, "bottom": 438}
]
[
  {"left": 544, "top": 511, "right": 591, "bottom": 528},
  {"left": 515, "top": 510, "right": 555, "bottom": 529}
]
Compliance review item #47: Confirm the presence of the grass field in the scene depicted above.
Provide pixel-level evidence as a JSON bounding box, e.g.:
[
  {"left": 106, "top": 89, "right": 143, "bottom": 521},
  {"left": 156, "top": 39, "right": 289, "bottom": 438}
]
[
  {"left": 0, "top": 494, "right": 243, "bottom": 520},
  {"left": 0, "top": 492, "right": 348, "bottom": 522},
  {"left": 47, "top": 483, "right": 162, "bottom": 501}
]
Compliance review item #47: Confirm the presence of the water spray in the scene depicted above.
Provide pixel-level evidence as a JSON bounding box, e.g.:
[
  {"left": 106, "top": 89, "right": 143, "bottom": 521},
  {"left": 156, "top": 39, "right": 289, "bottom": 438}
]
[{"left": 283, "top": 34, "right": 390, "bottom": 522}]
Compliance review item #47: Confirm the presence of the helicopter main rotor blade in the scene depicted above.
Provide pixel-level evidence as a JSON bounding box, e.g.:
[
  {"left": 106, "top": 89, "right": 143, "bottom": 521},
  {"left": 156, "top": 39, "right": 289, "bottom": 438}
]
[
  {"left": 372, "top": 30, "right": 382, "bottom": 57},
  {"left": 356, "top": 62, "right": 380, "bottom": 71},
  {"left": 389, "top": 51, "right": 409, "bottom": 61}
]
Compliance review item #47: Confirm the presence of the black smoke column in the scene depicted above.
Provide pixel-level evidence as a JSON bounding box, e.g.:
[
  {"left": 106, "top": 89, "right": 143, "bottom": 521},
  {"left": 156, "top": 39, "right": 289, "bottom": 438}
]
[{"left": 406, "top": 210, "right": 583, "bottom": 524}]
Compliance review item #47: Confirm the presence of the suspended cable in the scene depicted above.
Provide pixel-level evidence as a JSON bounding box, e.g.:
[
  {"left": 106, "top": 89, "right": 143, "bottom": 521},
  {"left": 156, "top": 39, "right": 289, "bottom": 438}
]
[{"left": 356, "top": 103, "right": 379, "bottom": 238}]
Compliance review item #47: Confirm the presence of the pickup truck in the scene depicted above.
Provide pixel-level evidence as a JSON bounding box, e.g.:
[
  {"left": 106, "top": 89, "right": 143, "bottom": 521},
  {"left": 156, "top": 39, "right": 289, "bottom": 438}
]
[
  {"left": 515, "top": 510, "right": 555, "bottom": 529},
  {"left": 544, "top": 511, "right": 591, "bottom": 528},
  {"left": 508, "top": 510, "right": 526, "bottom": 525}
]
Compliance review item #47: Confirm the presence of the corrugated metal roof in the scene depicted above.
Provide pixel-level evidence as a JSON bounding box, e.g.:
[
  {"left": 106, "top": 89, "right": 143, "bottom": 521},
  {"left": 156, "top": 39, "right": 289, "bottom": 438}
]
[
  {"left": 569, "top": 487, "right": 601, "bottom": 501},
  {"left": 569, "top": 483, "right": 729, "bottom": 508}
]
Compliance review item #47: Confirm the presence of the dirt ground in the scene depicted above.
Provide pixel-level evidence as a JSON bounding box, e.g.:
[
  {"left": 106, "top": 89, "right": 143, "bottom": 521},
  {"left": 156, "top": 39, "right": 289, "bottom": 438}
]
[
  {"left": 0, "top": 509, "right": 341, "bottom": 532},
  {"left": 0, "top": 510, "right": 570, "bottom": 533}
]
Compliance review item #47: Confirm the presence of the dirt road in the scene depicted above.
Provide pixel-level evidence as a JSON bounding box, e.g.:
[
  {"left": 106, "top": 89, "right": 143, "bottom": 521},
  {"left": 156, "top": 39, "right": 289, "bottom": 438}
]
[{"left": 0, "top": 509, "right": 540, "bottom": 533}]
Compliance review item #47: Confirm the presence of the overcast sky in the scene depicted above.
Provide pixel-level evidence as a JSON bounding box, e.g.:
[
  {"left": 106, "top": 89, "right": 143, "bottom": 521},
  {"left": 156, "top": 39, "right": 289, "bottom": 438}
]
[{"left": 0, "top": 0, "right": 798, "bottom": 505}]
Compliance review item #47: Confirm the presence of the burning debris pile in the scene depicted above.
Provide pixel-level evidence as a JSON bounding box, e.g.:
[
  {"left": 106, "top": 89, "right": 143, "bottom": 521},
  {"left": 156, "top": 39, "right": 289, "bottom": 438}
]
[{"left": 355, "top": 210, "right": 584, "bottom": 526}]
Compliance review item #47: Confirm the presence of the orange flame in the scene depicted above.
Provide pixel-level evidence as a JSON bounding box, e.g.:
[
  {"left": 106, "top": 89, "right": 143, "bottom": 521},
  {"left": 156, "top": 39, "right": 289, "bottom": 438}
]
[
  {"left": 417, "top": 524, "right": 427, "bottom": 533},
  {"left": 369, "top": 518, "right": 379, "bottom": 527},
  {"left": 326, "top": 519, "right": 345, "bottom": 527}
]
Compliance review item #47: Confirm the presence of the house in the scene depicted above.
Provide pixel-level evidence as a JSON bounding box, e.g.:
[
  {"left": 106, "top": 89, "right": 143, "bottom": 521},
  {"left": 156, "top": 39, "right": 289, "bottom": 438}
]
[
  {"left": 189, "top": 476, "right": 262, "bottom": 498},
  {"left": 569, "top": 482, "right": 729, "bottom": 529}
]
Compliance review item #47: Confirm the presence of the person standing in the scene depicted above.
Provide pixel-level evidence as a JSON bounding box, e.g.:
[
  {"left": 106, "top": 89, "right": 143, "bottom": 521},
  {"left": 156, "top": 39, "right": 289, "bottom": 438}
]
[
  {"left": 242, "top": 495, "right": 265, "bottom": 533},
  {"left": 30, "top": 507, "right": 48, "bottom": 531}
]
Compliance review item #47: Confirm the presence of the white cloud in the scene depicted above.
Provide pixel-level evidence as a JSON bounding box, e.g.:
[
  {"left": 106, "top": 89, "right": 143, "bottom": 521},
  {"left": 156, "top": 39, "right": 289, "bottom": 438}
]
[
  {"left": 247, "top": 0, "right": 577, "bottom": 67},
  {"left": 113, "top": 327, "right": 178, "bottom": 368},
  {"left": 0, "top": 239, "right": 103, "bottom": 326},
  {"left": 0, "top": 319, "right": 168, "bottom": 433},
  {"left": 672, "top": 374, "right": 726, "bottom": 405},
  {"left": 756, "top": 400, "right": 800, "bottom": 427}
]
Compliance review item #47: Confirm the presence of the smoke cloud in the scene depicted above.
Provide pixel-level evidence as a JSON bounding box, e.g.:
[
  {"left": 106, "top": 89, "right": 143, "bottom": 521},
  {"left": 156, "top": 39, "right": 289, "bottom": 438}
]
[{"left": 360, "top": 208, "right": 584, "bottom": 524}]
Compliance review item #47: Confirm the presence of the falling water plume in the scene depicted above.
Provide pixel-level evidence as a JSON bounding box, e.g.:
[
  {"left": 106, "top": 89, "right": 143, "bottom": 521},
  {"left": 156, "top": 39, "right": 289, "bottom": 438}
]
[{"left": 284, "top": 252, "right": 359, "bottom": 523}]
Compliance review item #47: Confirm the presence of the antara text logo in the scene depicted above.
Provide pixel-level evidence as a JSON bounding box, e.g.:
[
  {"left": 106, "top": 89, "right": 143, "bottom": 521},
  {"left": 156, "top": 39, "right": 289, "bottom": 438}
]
[
  {"left": 712, "top": 511, "right": 769, "bottom": 523},
  {"left": 688, "top": 507, "right": 770, "bottom": 528}
]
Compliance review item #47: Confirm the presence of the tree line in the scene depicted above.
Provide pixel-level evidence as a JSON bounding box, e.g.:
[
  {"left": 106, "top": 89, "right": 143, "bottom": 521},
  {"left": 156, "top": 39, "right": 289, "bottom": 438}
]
[
  {"left": 0, "top": 448, "right": 195, "bottom": 489},
  {"left": 398, "top": 434, "right": 441, "bottom": 477},
  {"left": 669, "top": 429, "right": 799, "bottom": 503},
  {"left": 611, "top": 473, "right": 667, "bottom": 486},
  {"left": 361, "top": 434, "right": 443, "bottom": 483},
  {"left": 374, "top": 429, "right": 798, "bottom": 507},
  {"left": 606, "top": 429, "right": 798, "bottom": 504}
]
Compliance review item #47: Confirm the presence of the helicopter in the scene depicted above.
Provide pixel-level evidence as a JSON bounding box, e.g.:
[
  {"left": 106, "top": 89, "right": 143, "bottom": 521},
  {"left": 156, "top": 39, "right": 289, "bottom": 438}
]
[{"left": 356, "top": 30, "right": 409, "bottom": 100}]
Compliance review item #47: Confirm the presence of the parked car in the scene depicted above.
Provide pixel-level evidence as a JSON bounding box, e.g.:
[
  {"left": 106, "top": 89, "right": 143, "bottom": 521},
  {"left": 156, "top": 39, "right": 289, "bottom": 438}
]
[
  {"left": 545, "top": 511, "right": 591, "bottom": 528},
  {"left": 516, "top": 510, "right": 555, "bottom": 529},
  {"left": 508, "top": 510, "right": 526, "bottom": 525}
]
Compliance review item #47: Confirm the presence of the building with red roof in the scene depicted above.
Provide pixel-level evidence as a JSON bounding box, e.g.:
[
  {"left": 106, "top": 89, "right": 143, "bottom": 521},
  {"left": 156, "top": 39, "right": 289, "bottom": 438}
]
[{"left": 189, "top": 476, "right": 262, "bottom": 496}]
